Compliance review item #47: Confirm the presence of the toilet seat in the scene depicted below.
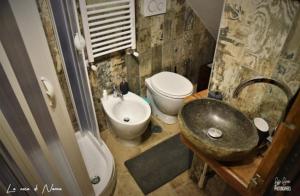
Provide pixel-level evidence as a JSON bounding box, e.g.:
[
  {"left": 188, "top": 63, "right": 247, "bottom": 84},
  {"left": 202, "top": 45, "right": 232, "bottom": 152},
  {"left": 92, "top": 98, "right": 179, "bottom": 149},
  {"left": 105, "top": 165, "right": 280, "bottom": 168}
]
[{"left": 149, "top": 72, "right": 193, "bottom": 99}]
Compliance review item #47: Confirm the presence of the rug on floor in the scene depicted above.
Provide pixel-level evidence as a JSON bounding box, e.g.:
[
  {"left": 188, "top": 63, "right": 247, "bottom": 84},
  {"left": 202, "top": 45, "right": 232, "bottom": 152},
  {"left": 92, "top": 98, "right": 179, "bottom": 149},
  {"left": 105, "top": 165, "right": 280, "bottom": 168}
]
[{"left": 124, "top": 134, "right": 193, "bottom": 194}]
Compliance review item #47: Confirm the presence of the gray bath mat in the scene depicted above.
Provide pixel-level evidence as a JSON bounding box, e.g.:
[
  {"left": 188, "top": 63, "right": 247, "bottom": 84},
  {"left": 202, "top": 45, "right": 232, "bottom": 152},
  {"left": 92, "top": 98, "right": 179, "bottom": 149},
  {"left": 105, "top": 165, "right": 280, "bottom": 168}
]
[{"left": 124, "top": 134, "right": 193, "bottom": 194}]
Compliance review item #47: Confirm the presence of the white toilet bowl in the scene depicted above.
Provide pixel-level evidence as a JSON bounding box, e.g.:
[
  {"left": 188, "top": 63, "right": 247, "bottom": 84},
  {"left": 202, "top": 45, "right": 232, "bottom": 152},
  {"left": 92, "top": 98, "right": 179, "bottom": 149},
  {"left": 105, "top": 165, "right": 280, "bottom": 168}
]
[
  {"left": 146, "top": 71, "right": 193, "bottom": 124},
  {"left": 101, "top": 92, "right": 151, "bottom": 146}
]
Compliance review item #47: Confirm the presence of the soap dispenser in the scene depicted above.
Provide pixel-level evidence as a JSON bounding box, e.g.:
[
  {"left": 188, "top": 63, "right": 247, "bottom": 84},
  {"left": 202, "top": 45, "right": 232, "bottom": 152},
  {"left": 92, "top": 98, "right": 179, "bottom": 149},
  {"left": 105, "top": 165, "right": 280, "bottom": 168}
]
[
  {"left": 119, "top": 78, "right": 129, "bottom": 95},
  {"left": 102, "top": 89, "right": 108, "bottom": 100}
]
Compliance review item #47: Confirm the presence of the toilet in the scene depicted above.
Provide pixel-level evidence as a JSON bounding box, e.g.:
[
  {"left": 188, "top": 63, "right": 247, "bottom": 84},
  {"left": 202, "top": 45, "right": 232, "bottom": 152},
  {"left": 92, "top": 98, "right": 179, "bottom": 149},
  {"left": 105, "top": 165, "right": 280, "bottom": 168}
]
[{"left": 146, "top": 71, "right": 194, "bottom": 124}]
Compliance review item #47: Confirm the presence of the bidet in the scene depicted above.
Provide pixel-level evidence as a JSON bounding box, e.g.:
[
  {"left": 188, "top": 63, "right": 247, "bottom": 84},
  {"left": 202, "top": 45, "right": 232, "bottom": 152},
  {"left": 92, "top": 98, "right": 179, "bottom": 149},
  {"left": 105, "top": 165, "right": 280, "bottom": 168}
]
[{"left": 101, "top": 92, "right": 151, "bottom": 146}]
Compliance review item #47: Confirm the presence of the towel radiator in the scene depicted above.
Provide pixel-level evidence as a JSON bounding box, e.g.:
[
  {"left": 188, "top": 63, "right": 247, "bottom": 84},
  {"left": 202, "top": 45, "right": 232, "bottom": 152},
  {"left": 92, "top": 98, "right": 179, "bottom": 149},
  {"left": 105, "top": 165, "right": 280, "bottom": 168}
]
[{"left": 79, "top": 0, "right": 136, "bottom": 62}]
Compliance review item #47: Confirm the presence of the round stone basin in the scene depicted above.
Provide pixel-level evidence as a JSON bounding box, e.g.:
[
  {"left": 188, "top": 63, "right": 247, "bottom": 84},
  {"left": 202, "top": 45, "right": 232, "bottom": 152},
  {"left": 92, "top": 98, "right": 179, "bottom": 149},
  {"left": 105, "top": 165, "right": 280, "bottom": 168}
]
[{"left": 178, "top": 98, "right": 259, "bottom": 162}]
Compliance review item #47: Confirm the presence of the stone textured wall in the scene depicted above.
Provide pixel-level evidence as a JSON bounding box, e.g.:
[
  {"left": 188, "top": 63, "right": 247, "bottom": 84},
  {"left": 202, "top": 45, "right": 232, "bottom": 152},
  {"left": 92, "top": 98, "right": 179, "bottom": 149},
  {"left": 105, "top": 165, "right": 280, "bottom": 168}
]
[
  {"left": 259, "top": 9, "right": 300, "bottom": 128},
  {"left": 190, "top": 0, "right": 300, "bottom": 183},
  {"left": 209, "top": 0, "right": 300, "bottom": 129},
  {"left": 37, "top": 0, "right": 216, "bottom": 132},
  {"left": 88, "top": 0, "right": 216, "bottom": 131}
]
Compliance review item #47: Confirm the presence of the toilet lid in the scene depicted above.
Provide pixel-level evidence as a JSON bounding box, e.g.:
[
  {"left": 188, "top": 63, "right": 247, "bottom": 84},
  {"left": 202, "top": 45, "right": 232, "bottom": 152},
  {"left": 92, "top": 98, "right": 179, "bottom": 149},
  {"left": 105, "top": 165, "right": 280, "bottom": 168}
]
[{"left": 150, "top": 72, "right": 193, "bottom": 98}]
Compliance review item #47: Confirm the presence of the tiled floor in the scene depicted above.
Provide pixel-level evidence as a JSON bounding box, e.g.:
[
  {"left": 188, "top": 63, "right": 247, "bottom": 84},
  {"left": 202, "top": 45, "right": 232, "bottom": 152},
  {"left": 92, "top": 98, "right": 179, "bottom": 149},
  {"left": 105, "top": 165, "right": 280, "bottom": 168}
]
[{"left": 101, "top": 116, "right": 206, "bottom": 196}]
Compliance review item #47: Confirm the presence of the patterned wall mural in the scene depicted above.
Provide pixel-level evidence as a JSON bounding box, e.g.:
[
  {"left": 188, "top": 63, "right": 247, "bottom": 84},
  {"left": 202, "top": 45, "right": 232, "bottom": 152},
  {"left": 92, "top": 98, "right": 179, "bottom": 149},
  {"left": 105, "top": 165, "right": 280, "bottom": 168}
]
[{"left": 209, "top": 0, "right": 300, "bottom": 129}]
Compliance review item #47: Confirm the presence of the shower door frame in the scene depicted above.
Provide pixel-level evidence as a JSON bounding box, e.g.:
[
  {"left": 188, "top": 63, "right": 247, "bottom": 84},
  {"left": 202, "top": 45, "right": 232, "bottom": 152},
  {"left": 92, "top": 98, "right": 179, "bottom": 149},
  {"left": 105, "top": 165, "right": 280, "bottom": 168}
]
[
  {"left": 0, "top": 0, "right": 94, "bottom": 195},
  {"left": 48, "top": 0, "right": 101, "bottom": 140}
]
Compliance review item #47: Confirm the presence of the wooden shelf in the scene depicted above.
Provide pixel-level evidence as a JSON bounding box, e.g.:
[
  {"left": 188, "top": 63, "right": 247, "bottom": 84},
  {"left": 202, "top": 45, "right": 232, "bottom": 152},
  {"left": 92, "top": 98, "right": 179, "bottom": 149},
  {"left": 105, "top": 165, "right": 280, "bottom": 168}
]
[
  {"left": 183, "top": 89, "right": 300, "bottom": 195},
  {"left": 184, "top": 89, "right": 209, "bottom": 103},
  {"left": 181, "top": 134, "right": 263, "bottom": 195}
]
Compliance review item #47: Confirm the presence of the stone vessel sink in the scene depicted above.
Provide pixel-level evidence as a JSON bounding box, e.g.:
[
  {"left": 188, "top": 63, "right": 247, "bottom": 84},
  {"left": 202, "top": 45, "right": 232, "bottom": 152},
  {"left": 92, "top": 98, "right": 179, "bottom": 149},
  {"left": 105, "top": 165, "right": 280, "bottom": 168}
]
[{"left": 179, "top": 98, "right": 259, "bottom": 162}]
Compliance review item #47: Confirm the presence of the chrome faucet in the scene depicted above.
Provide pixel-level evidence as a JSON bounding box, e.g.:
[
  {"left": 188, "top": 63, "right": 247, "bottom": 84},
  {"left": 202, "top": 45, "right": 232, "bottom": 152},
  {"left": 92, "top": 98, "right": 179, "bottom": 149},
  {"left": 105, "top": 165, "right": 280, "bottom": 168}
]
[
  {"left": 112, "top": 84, "right": 123, "bottom": 100},
  {"left": 233, "top": 77, "right": 292, "bottom": 99},
  {"left": 233, "top": 77, "right": 292, "bottom": 137}
]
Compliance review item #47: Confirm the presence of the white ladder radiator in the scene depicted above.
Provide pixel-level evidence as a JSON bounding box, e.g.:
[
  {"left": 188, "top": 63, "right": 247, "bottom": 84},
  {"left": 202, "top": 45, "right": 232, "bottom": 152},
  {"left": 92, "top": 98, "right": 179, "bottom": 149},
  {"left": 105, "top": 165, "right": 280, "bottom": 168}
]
[{"left": 79, "top": 0, "right": 136, "bottom": 62}]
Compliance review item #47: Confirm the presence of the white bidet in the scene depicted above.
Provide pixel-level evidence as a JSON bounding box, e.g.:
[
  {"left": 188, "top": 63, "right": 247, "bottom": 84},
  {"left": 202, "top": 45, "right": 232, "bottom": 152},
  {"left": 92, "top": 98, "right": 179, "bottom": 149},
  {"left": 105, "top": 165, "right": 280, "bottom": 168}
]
[{"left": 101, "top": 92, "right": 151, "bottom": 146}]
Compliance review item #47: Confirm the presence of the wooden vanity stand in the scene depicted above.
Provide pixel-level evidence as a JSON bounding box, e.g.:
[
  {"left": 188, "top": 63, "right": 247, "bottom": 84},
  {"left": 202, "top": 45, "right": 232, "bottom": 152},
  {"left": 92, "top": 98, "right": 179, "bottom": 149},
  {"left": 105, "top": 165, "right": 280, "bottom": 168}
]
[{"left": 181, "top": 90, "right": 300, "bottom": 196}]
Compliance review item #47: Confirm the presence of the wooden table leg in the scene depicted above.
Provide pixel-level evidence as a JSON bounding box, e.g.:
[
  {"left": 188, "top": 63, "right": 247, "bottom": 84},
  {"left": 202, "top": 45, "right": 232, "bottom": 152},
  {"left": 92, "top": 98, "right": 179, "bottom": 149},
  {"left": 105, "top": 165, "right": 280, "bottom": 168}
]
[{"left": 198, "top": 162, "right": 208, "bottom": 189}]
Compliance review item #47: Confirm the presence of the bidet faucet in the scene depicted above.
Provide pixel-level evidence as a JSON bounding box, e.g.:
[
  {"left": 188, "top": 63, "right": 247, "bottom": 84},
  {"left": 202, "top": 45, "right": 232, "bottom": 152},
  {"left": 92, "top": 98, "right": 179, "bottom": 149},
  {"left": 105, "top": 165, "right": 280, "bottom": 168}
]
[
  {"left": 232, "top": 77, "right": 292, "bottom": 136},
  {"left": 112, "top": 84, "right": 123, "bottom": 100}
]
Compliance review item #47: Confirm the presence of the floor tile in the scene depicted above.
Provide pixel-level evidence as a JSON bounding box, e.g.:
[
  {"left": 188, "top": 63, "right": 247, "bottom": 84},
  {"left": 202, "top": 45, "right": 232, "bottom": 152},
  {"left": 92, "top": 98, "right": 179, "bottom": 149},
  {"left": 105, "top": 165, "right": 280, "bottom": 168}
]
[{"left": 101, "top": 116, "right": 232, "bottom": 196}]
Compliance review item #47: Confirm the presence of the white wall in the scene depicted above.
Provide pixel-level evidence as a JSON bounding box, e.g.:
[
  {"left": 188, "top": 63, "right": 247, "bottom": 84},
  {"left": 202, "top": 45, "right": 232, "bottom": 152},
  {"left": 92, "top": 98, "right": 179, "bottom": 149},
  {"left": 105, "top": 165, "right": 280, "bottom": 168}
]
[{"left": 186, "top": 0, "right": 224, "bottom": 39}]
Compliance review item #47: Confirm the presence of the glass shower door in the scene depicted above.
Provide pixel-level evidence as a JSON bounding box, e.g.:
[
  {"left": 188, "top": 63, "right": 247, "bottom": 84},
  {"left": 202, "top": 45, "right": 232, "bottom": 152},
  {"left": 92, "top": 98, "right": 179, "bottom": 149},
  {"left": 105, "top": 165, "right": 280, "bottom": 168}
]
[
  {"left": 0, "top": 0, "right": 94, "bottom": 195},
  {"left": 49, "top": 0, "right": 101, "bottom": 139}
]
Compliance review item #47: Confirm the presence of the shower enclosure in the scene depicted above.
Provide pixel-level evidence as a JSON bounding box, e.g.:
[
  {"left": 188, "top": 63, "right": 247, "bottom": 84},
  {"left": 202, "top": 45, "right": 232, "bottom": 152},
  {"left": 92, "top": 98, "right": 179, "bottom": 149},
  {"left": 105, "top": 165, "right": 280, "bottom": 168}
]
[
  {"left": 0, "top": 0, "right": 98, "bottom": 195},
  {"left": 49, "top": 0, "right": 100, "bottom": 139}
]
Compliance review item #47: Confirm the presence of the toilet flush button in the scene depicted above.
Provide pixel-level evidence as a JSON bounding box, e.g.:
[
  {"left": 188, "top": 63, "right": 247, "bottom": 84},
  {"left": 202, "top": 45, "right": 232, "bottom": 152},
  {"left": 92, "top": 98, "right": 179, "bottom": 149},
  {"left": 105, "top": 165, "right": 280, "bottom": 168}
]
[{"left": 144, "top": 0, "right": 166, "bottom": 17}]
